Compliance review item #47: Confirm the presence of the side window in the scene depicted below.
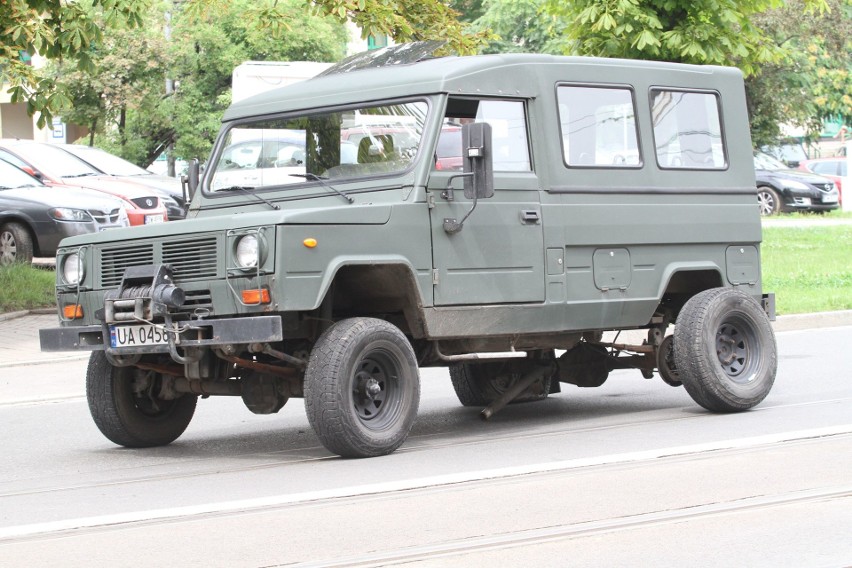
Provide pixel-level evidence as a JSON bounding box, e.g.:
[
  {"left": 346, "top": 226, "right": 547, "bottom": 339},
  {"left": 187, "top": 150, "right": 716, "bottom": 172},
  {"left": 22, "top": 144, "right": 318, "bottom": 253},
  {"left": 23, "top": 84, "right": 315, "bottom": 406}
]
[
  {"left": 557, "top": 85, "right": 640, "bottom": 168},
  {"left": 442, "top": 98, "right": 531, "bottom": 172},
  {"left": 651, "top": 89, "right": 726, "bottom": 169}
]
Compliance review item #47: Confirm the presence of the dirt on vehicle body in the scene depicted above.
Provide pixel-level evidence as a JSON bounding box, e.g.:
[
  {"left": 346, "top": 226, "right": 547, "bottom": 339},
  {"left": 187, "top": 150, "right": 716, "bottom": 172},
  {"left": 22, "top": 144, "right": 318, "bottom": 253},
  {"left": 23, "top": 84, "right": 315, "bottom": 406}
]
[{"left": 41, "top": 44, "right": 777, "bottom": 458}]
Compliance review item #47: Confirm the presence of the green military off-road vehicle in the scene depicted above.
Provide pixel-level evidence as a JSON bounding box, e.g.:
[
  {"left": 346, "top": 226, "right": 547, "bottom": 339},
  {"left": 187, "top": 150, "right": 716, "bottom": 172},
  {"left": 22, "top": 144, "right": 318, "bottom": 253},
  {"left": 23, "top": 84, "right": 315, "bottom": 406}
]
[{"left": 41, "top": 43, "right": 777, "bottom": 458}]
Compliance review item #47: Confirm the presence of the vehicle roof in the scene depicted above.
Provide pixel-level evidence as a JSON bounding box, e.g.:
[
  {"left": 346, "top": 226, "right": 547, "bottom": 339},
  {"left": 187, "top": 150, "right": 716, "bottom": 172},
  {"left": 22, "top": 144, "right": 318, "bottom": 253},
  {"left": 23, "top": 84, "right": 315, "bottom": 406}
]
[{"left": 224, "top": 52, "right": 743, "bottom": 122}]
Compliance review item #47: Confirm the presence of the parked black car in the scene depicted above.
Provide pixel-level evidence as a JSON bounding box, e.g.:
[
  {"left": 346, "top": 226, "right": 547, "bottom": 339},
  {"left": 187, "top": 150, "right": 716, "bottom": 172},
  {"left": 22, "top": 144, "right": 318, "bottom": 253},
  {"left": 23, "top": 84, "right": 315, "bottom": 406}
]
[
  {"left": 0, "top": 159, "right": 128, "bottom": 265},
  {"left": 754, "top": 152, "right": 840, "bottom": 215},
  {"left": 56, "top": 144, "right": 187, "bottom": 220}
]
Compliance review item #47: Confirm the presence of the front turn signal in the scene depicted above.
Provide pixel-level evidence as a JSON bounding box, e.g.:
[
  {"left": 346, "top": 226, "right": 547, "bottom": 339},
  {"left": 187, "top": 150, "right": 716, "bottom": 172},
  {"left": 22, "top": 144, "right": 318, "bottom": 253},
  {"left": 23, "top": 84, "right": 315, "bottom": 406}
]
[
  {"left": 63, "top": 304, "right": 84, "bottom": 319},
  {"left": 242, "top": 288, "right": 271, "bottom": 305}
]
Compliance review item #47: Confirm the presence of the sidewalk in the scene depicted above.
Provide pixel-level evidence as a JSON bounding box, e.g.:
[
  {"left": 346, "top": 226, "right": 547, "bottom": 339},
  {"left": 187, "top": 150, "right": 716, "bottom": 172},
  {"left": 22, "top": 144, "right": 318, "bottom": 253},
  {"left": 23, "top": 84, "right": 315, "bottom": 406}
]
[{"left": 2, "top": 308, "right": 852, "bottom": 370}]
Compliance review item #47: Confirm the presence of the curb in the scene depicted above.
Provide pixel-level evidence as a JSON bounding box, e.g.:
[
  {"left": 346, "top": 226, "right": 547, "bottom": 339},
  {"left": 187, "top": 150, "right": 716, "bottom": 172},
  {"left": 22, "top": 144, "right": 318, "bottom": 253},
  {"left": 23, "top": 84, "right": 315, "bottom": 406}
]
[{"left": 0, "top": 308, "right": 55, "bottom": 322}]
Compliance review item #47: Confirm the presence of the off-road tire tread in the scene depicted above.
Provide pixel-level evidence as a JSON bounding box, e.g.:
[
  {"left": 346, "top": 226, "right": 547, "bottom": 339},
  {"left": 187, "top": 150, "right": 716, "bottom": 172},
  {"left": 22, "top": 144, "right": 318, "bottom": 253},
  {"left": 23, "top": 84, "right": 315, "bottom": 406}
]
[
  {"left": 304, "top": 318, "right": 420, "bottom": 458},
  {"left": 86, "top": 351, "right": 196, "bottom": 447},
  {"left": 674, "top": 287, "right": 777, "bottom": 412}
]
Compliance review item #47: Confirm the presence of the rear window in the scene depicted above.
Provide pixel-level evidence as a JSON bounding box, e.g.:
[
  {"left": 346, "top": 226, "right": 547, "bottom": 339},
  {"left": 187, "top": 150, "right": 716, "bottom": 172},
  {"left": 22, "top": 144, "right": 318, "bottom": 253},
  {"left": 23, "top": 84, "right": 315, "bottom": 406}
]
[{"left": 651, "top": 89, "right": 726, "bottom": 169}]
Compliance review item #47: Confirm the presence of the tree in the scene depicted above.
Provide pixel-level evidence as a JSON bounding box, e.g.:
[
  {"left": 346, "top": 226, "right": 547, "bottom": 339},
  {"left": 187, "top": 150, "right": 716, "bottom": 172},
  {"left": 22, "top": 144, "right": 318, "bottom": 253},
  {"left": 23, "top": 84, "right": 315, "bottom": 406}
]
[
  {"left": 469, "top": 0, "right": 561, "bottom": 54},
  {"left": 747, "top": 0, "right": 852, "bottom": 145},
  {"left": 544, "top": 0, "right": 827, "bottom": 77},
  {"left": 2, "top": 0, "right": 489, "bottom": 130},
  {"left": 1, "top": 0, "right": 149, "bottom": 127}
]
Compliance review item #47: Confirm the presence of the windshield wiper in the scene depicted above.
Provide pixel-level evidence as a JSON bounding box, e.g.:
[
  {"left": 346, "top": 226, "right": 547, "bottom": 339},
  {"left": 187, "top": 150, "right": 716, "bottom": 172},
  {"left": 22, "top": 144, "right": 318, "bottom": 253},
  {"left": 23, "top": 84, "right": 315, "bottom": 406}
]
[
  {"left": 63, "top": 172, "right": 99, "bottom": 178},
  {"left": 218, "top": 186, "right": 280, "bottom": 210},
  {"left": 290, "top": 173, "right": 354, "bottom": 204}
]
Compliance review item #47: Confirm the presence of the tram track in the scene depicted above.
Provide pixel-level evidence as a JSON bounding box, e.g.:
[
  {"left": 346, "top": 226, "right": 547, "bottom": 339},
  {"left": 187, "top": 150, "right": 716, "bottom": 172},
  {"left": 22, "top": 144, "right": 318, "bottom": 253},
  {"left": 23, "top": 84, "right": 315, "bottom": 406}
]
[{"left": 1, "top": 427, "right": 850, "bottom": 543}]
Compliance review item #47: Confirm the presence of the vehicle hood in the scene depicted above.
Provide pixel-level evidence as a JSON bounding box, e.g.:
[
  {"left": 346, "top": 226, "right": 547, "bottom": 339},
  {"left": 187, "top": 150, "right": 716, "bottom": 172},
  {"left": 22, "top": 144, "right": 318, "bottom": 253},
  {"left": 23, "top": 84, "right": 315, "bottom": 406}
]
[
  {"left": 0, "top": 184, "right": 125, "bottom": 210},
  {"left": 103, "top": 174, "right": 183, "bottom": 199},
  {"left": 55, "top": 176, "right": 160, "bottom": 200},
  {"left": 57, "top": 202, "right": 392, "bottom": 247},
  {"left": 755, "top": 168, "right": 833, "bottom": 185}
]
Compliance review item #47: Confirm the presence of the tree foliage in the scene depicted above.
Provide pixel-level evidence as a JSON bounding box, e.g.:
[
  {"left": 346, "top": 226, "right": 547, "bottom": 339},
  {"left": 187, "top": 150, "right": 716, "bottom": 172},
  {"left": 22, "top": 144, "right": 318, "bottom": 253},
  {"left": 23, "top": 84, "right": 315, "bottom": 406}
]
[
  {"left": 746, "top": 0, "right": 852, "bottom": 145},
  {"left": 544, "top": 0, "right": 827, "bottom": 77},
  {"left": 469, "top": 0, "right": 560, "bottom": 54},
  {"left": 2, "top": 0, "right": 489, "bottom": 133}
]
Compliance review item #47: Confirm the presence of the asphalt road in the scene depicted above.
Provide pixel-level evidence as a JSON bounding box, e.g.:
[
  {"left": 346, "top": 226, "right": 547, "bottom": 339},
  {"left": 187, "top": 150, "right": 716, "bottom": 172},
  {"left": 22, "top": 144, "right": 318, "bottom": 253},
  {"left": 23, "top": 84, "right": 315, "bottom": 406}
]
[{"left": 1, "top": 324, "right": 850, "bottom": 566}]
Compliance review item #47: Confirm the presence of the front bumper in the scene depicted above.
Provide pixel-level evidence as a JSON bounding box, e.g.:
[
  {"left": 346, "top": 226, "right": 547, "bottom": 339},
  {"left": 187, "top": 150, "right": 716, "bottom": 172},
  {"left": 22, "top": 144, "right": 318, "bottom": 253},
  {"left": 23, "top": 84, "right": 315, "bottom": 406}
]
[{"left": 39, "top": 315, "right": 283, "bottom": 354}]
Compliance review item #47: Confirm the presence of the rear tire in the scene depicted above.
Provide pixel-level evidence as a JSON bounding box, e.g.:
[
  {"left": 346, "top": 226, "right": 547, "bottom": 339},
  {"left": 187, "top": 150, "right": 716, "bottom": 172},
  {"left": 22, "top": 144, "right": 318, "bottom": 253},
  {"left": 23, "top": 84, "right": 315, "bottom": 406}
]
[
  {"left": 674, "top": 288, "right": 777, "bottom": 412},
  {"left": 86, "top": 351, "right": 197, "bottom": 447},
  {"left": 0, "top": 222, "right": 34, "bottom": 265},
  {"left": 304, "top": 318, "right": 420, "bottom": 458}
]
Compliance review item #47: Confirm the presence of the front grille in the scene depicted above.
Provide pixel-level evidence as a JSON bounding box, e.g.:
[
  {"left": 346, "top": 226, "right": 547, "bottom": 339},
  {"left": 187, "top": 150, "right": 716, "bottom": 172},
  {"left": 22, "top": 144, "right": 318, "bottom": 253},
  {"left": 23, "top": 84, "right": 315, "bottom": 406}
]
[
  {"left": 130, "top": 196, "right": 159, "bottom": 210},
  {"left": 814, "top": 183, "right": 834, "bottom": 193},
  {"left": 98, "top": 235, "right": 221, "bottom": 288},
  {"left": 163, "top": 238, "right": 218, "bottom": 280},
  {"left": 89, "top": 208, "right": 123, "bottom": 224},
  {"left": 101, "top": 244, "right": 155, "bottom": 287}
]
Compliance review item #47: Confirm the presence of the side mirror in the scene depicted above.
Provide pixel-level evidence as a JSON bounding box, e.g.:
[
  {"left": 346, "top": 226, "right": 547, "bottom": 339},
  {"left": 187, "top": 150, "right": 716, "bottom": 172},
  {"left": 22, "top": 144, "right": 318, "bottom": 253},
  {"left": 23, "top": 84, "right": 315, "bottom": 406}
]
[
  {"left": 182, "top": 159, "right": 200, "bottom": 201},
  {"left": 462, "top": 122, "right": 494, "bottom": 200}
]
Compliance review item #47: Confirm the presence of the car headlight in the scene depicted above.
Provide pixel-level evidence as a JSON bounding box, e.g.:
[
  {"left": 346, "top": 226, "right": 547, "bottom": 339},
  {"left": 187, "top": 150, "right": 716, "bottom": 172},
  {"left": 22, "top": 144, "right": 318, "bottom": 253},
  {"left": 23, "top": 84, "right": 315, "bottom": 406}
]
[
  {"left": 234, "top": 235, "right": 260, "bottom": 268},
  {"left": 49, "top": 208, "right": 93, "bottom": 222},
  {"left": 780, "top": 179, "right": 810, "bottom": 190},
  {"left": 61, "top": 252, "right": 84, "bottom": 285}
]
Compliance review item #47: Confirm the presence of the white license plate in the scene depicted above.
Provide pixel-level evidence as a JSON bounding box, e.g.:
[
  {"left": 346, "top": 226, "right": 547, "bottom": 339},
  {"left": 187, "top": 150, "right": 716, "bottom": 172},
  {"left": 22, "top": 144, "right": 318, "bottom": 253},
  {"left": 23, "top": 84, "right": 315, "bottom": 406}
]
[
  {"left": 110, "top": 324, "right": 168, "bottom": 348},
  {"left": 145, "top": 214, "right": 165, "bottom": 224},
  {"left": 823, "top": 194, "right": 838, "bottom": 204}
]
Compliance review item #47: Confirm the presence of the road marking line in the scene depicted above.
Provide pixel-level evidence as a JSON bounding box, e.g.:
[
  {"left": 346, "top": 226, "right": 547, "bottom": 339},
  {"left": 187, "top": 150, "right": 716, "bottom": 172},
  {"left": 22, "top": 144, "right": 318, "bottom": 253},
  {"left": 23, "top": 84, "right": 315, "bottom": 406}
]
[{"left": 1, "top": 424, "right": 850, "bottom": 541}]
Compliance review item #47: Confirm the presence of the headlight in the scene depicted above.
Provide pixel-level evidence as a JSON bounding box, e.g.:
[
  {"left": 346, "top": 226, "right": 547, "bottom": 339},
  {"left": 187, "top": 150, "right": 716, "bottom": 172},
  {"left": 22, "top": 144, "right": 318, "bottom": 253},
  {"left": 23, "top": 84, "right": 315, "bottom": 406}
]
[
  {"left": 780, "top": 179, "right": 809, "bottom": 190},
  {"left": 61, "top": 252, "right": 84, "bottom": 285},
  {"left": 234, "top": 235, "right": 259, "bottom": 268},
  {"left": 49, "top": 208, "right": 92, "bottom": 222}
]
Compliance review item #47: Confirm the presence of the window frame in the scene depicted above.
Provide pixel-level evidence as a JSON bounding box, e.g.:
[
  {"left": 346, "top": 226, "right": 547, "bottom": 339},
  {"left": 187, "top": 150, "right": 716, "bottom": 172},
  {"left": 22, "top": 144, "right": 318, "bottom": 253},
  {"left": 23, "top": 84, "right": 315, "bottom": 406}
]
[
  {"left": 555, "top": 82, "right": 643, "bottom": 170},
  {"left": 649, "top": 87, "right": 729, "bottom": 171}
]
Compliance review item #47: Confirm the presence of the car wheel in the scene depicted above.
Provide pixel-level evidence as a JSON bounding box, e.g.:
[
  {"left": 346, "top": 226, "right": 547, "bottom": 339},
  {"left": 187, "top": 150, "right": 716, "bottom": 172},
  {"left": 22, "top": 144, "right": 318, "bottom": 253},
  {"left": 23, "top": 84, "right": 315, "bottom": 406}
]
[
  {"left": 304, "top": 318, "right": 420, "bottom": 458},
  {"left": 674, "top": 288, "right": 777, "bottom": 412},
  {"left": 0, "top": 222, "right": 34, "bottom": 265},
  {"left": 86, "top": 351, "right": 197, "bottom": 447},
  {"left": 757, "top": 186, "right": 781, "bottom": 216}
]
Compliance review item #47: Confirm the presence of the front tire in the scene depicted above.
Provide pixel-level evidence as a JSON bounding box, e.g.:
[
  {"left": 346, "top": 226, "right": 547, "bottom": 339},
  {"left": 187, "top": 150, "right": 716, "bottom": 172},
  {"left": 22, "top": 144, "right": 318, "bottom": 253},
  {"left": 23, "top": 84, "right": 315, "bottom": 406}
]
[
  {"left": 674, "top": 288, "right": 777, "bottom": 412},
  {"left": 757, "top": 186, "right": 781, "bottom": 216},
  {"left": 304, "top": 318, "right": 420, "bottom": 458},
  {"left": 86, "top": 351, "right": 197, "bottom": 447},
  {"left": 0, "top": 222, "right": 34, "bottom": 265}
]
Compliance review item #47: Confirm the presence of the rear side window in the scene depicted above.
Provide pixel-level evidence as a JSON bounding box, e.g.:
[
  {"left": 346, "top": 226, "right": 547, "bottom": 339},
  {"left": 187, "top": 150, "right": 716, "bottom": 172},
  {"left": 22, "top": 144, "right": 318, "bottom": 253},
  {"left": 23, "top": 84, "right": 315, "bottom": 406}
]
[
  {"left": 651, "top": 89, "right": 726, "bottom": 169},
  {"left": 557, "top": 85, "right": 641, "bottom": 168}
]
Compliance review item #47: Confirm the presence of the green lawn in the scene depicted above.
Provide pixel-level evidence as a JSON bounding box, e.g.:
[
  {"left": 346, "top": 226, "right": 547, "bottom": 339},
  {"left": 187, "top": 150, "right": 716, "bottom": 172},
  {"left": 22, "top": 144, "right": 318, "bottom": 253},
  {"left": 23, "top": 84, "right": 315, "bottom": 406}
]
[
  {"left": 762, "top": 223, "right": 852, "bottom": 315},
  {"left": 1, "top": 219, "right": 850, "bottom": 315},
  {"left": 0, "top": 262, "right": 56, "bottom": 313}
]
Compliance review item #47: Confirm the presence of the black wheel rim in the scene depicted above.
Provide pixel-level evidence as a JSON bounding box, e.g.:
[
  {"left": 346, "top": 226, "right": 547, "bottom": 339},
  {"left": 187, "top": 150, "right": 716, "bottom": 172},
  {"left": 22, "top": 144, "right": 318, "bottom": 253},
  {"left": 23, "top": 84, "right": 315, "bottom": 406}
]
[
  {"left": 715, "top": 316, "right": 759, "bottom": 383},
  {"left": 352, "top": 348, "right": 402, "bottom": 430}
]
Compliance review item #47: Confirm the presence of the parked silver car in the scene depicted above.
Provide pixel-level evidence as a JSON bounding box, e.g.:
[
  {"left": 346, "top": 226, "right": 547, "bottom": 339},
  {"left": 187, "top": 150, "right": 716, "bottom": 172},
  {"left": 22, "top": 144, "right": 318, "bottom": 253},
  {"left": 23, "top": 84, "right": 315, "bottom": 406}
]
[{"left": 0, "top": 159, "right": 128, "bottom": 265}]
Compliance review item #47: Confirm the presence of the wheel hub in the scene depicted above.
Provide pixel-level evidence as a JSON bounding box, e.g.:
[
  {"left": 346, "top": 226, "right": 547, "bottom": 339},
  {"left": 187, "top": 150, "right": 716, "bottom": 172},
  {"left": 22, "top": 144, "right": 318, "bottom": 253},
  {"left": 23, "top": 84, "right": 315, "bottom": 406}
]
[{"left": 715, "top": 322, "right": 749, "bottom": 378}]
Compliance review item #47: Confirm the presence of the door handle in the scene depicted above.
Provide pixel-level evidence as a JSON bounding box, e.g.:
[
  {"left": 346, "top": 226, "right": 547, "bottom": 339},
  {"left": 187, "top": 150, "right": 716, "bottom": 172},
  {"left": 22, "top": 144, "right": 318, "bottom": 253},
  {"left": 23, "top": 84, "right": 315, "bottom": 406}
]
[{"left": 520, "top": 209, "right": 540, "bottom": 224}]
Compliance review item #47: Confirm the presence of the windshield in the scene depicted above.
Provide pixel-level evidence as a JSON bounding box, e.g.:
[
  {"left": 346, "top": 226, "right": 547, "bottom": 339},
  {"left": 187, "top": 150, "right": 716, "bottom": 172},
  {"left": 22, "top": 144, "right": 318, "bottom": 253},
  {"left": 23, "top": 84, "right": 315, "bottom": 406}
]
[
  {"left": 753, "top": 151, "right": 788, "bottom": 171},
  {"left": 13, "top": 143, "right": 100, "bottom": 178},
  {"left": 0, "top": 159, "right": 44, "bottom": 189},
  {"left": 66, "top": 146, "right": 151, "bottom": 177},
  {"left": 208, "top": 101, "right": 428, "bottom": 192}
]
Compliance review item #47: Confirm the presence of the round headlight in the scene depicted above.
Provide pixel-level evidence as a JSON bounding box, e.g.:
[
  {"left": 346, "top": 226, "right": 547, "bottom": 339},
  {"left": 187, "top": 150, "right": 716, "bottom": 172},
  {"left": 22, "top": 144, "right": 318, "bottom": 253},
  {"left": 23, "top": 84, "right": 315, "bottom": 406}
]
[
  {"left": 62, "top": 252, "right": 83, "bottom": 285},
  {"left": 235, "top": 235, "right": 259, "bottom": 268}
]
